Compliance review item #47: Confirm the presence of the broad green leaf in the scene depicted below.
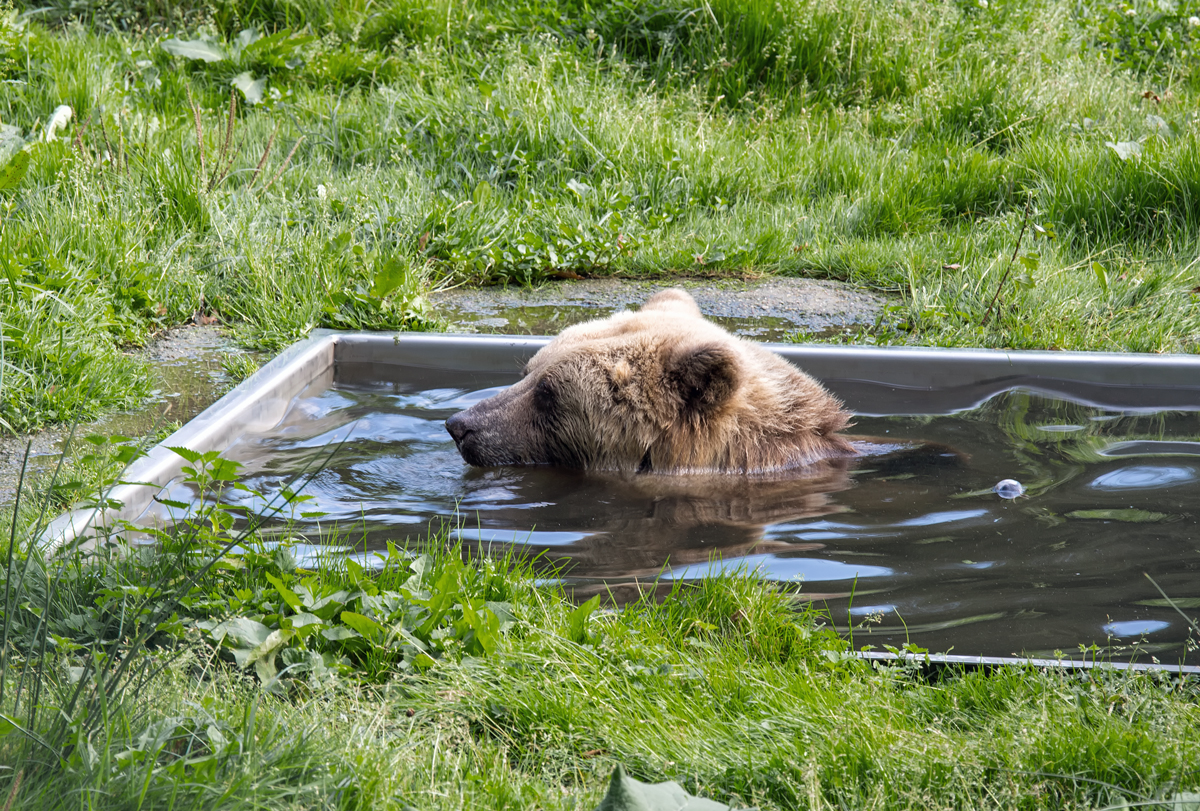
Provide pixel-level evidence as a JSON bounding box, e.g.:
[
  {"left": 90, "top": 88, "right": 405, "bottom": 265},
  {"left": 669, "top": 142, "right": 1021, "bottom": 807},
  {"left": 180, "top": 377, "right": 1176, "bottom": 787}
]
[
  {"left": 567, "top": 595, "right": 601, "bottom": 645},
  {"left": 370, "top": 257, "right": 410, "bottom": 299},
  {"left": 457, "top": 598, "right": 501, "bottom": 656},
  {"left": 206, "top": 724, "right": 229, "bottom": 754},
  {"left": 229, "top": 646, "right": 256, "bottom": 669},
  {"left": 167, "top": 445, "right": 203, "bottom": 464},
  {"left": 265, "top": 573, "right": 303, "bottom": 612},
  {"left": 153, "top": 497, "right": 190, "bottom": 511},
  {"left": 309, "top": 589, "right": 350, "bottom": 619},
  {"left": 395, "top": 626, "right": 430, "bottom": 652},
  {"left": 1092, "top": 261, "right": 1109, "bottom": 295},
  {"left": 1146, "top": 114, "right": 1173, "bottom": 138},
  {"left": 254, "top": 656, "right": 277, "bottom": 682},
  {"left": 242, "top": 29, "right": 315, "bottom": 67},
  {"left": 403, "top": 554, "right": 431, "bottom": 590},
  {"left": 210, "top": 617, "right": 272, "bottom": 648},
  {"left": 340, "top": 611, "right": 386, "bottom": 643},
  {"left": 161, "top": 38, "right": 228, "bottom": 62},
  {"left": 486, "top": 601, "right": 517, "bottom": 631},
  {"left": 321, "top": 626, "right": 360, "bottom": 641},
  {"left": 0, "top": 150, "right": 30, "bottom": 191},
  {"left": 209, "top": 457, "right": 242, "bottom": 481},
  {"left": 231, "top": 72, "right": 267, "bottom": 105},
  {"left": 1105, "top": 140, "right": 1142, "bottom": 161},
  {"left": 1167, "top": 792, "right": 1200, "bottom": 811},
  {"left": 0, "top": 123, "right": 23, "bottom": 163},
  {"left": 415, "top": 566, "right": 462, "bottom": 638},
  {"left": 235, "top": 628, "right": 291, "bottom": 671},
  {"left": 595, "top": 765, "right": 733, "bottom": 811},
  {"left": 234, "top": 28, "right": 262, "bottom": 52}
]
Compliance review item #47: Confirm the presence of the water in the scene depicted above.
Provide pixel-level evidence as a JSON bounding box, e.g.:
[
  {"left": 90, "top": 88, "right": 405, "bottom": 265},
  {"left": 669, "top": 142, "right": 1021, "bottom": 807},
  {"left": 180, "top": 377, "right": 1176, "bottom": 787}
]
[{"left": 137, "top": 366, "right": 1200, "bottom": 665}]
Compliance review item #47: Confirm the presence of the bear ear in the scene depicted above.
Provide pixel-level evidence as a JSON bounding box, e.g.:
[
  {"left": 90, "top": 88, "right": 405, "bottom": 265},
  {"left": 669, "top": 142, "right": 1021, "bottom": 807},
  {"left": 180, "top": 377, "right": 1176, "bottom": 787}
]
[
  {"left": 641, "top": 288, "right": 702, "bottom": 318},
  {"left": 667, "top": 343, "right": 740, "bottom": 418}
]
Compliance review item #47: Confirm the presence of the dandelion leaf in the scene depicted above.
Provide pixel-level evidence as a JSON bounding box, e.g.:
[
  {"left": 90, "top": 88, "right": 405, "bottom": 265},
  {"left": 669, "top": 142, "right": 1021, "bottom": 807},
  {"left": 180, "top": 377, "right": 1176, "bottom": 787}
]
[
  {"left": 0, "top": 149, "right": 30, "bottom": 191},
  {"left": 594, "top": 765, "right": 752, "bottom": 811},
  {"left": 161, "top": 38, "right": 228, "bottom": 62}
]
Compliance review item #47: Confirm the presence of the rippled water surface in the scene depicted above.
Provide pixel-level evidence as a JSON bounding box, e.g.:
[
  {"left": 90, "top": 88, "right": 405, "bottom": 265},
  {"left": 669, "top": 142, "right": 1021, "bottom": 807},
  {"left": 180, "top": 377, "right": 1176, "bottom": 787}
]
[{"left": 141, "top": 366, "right": 1200, "bottom": 664}]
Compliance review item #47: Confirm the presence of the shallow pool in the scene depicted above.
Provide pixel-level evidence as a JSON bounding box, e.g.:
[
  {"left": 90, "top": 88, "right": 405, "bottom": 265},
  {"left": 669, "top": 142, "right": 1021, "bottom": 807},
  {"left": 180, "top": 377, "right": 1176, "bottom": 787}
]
[{"left": 137, "top": 364, "right": 1200, "bottom": 665}]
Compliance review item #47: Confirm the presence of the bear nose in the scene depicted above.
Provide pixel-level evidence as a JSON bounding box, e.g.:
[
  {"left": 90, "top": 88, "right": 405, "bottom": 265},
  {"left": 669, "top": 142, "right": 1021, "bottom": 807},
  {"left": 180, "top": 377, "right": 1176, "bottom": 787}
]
[{"left": 445, "top": 412, "right": 471, "bottom": 444}]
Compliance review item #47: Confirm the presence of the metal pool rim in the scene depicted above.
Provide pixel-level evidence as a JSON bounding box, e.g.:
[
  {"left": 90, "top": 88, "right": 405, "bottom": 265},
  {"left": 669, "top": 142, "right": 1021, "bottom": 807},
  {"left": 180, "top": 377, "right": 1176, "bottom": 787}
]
[{"left": 859, "top": 651, "right": 1200, "bottom": 676}]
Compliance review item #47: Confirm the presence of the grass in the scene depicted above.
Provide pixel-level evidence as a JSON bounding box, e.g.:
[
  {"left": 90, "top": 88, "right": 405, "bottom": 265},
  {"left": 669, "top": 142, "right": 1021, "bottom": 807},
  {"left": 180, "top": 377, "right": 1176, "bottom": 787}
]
[
  {"left": 5, "top": 0, "right": 1200, "bottom": 807},
  {"left": 2, "top": 446, "right": 1200, "bottom": 810},
  {"left": 4, "top": 0, "right": 1200, "bottom": 430}
]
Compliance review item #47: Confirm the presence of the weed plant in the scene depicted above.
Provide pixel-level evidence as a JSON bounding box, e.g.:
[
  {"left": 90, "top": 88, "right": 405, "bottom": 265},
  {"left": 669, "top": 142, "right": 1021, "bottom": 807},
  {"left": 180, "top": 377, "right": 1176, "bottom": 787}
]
[{"left": 2, "top": 0, "right": 1200, "bottom": 431}]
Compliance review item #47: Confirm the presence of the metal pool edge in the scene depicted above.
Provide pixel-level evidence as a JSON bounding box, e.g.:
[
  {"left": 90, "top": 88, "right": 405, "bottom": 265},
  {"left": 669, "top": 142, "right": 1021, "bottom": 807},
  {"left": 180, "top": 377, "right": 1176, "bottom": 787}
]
[
  {"left": 41, "top": 329, "right": 340, "bottom": 550},
  {"left": 38, "top": 331, "right": 1200, "bottom": 675},
  {"left": 857, "top": 650, "right": 1200, "bottom": 677}
]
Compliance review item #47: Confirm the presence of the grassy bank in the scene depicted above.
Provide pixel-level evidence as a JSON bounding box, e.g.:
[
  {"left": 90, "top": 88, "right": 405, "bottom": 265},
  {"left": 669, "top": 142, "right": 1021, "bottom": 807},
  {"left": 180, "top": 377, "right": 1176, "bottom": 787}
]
[
  {"left": 2, "top": 449, "right": 1200, "bottom": 810},
  {"left": 4, "top": 0, "right": 1200, "bottom": 430},
  {"left": 6, "top": 2, "right": 1200, "bottom": 807}
]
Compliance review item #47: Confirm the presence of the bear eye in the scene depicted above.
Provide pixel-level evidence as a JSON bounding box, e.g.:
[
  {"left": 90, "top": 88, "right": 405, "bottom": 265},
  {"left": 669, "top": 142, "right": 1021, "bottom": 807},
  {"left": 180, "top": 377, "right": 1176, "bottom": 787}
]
[{"left": 533, "top": 377, "right": 557, "bottom": 412}]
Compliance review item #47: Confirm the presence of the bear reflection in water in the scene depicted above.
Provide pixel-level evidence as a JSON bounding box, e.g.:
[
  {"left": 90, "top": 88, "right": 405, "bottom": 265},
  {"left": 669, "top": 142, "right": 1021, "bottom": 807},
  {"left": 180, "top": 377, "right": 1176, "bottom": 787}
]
[
  {"left": 445, "top": 288, "right": 960, "bottom": 593},
  {"left": 455, "top": 441, "right": 955, "bottom": 598}
]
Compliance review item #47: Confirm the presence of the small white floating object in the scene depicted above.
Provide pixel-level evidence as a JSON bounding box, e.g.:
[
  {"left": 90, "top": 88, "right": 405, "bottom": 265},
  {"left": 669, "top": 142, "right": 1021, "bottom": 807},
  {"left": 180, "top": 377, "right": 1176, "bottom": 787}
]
[
  {"left": 43, "top": 105, "right": 73, "bottom": 142},
  {"left": 993, "top": 479, "right": 1025, "bottom": 500}
]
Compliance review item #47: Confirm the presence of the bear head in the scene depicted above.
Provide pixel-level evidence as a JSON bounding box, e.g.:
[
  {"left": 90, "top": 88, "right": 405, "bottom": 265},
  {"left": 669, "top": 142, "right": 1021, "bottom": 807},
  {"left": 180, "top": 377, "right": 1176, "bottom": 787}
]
[{"left": 445, "top": 288, "right": 855, "bottom": 474}]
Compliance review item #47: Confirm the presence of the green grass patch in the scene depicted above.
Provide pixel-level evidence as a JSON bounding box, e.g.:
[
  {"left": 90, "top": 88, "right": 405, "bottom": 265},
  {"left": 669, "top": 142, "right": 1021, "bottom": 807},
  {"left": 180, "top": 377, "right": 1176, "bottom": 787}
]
[{"left": 5, "top": 3, "right": 1200, "bottom": 804}]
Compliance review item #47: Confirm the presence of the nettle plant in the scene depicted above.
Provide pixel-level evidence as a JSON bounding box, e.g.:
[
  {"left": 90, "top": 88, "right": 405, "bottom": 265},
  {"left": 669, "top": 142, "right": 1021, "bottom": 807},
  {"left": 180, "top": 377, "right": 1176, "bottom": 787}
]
[{"left": 144, "top": 447, "right": 517, "bottom": 688}]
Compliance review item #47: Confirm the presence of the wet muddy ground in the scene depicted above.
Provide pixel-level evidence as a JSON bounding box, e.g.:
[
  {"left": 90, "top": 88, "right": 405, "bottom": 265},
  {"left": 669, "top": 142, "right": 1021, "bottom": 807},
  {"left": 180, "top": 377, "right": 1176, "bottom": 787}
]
[{"left": 429, "top": 277, "right": 885, "bottom": 340}]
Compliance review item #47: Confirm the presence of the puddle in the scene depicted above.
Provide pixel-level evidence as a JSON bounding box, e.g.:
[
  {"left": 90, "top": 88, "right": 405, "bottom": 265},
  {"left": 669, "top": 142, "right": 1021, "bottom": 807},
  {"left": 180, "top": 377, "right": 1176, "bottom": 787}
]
[
  {"left": 134, "top": 366, "right": 1200, "bottom": 665},
  {"left": 0, "top": 326, "right": 253, "bottom": 504},
  {"left": 430, "top": 278, "right": 884, "bottom": 341}
]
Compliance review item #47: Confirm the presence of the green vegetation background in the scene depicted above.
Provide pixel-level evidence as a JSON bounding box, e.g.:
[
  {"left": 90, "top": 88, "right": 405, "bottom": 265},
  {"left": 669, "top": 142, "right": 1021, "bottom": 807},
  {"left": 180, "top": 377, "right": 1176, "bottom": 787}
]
[
  {"left": 4, "top": 0, "right": 1200, "bottom": 432},
  {"left": 4, "top": 2, "right": 1200, "bottom": 808}
]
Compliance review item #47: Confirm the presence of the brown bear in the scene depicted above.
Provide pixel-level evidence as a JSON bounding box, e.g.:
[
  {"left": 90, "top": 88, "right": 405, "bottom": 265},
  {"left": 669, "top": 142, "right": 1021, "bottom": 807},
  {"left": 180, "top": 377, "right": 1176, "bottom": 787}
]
[{"left": 445, "top": 288, "right": 857, "bottom": 474}]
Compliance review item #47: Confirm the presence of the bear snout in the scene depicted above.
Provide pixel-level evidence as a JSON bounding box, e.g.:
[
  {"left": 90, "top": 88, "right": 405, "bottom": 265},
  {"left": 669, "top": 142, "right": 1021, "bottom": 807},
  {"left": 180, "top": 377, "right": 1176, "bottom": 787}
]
[
  {"left": 445, "top": 411, "right": 471, "bottom": 445},
  {"left": 445, "top": 411, "right": 488, "bottom": 465},
  {"left": 446, "top": 406, "right": 517, "bottom": 466}
]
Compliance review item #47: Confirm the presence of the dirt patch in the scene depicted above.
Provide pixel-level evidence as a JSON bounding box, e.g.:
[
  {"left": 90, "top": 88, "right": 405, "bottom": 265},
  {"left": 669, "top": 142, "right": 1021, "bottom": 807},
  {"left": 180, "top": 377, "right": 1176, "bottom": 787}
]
[{"left": 430, "top": 277, "right": 886, "bottom": 340}]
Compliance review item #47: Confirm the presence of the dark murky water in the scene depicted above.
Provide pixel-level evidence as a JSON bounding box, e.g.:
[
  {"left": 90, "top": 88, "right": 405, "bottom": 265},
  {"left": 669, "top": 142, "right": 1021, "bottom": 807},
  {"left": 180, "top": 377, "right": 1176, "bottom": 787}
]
[{"left": 138, "top": 366, "right": 1200, "bottom": 664}]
